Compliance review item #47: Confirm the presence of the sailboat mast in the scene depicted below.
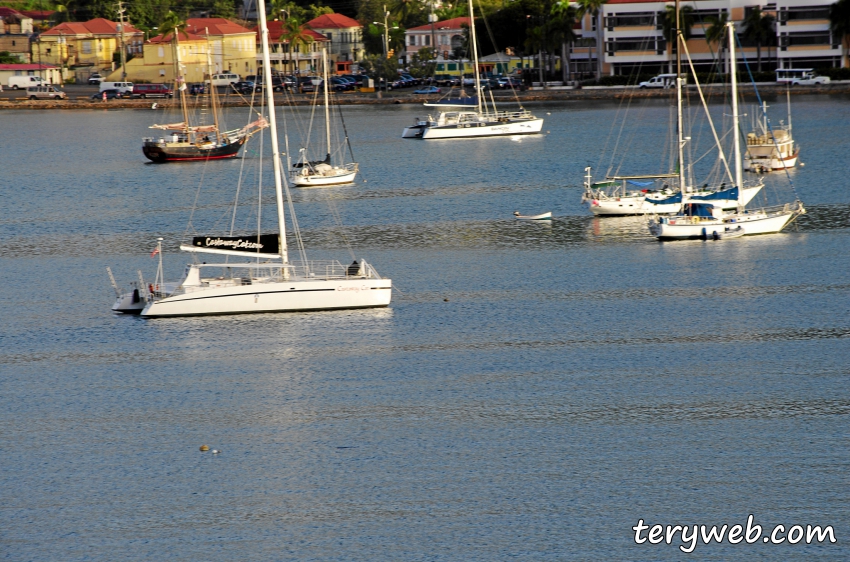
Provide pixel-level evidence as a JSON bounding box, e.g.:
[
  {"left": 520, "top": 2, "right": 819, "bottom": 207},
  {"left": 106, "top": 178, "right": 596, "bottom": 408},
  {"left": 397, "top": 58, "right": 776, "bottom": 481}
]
[
  {"left": 257, "top": 0, "right": 289, "bottom": 265},
  {"left": 728, "top": 22, "right": 743, "bottom": 194},
  {"left": 322, "top": 46, "right": 331, "bottom": 161},
  {"left": 468, "top": 0, "right": 482, "bottom": 115},
  {"left": 205, "top": 30, "right": 222, "bottom": 145},
  {"left": 173, "top": 32, "right": 191, "bottom": 140},
  {"left": 675, "top": 0, "right": 686, "bottom": 192}
]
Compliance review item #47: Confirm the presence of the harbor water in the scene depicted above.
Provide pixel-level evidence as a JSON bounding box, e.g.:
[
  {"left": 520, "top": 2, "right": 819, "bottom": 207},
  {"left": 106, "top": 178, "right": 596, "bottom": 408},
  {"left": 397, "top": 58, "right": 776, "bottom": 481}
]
[{"left": 2, "top": 95, "right": 849, "bottom": 560}]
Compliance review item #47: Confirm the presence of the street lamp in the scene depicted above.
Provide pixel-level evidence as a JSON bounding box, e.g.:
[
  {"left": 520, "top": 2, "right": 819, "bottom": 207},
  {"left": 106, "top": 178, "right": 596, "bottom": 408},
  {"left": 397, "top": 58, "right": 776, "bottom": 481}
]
[{"left": 373, "top": 6, "right": 398, "bottom": 59}]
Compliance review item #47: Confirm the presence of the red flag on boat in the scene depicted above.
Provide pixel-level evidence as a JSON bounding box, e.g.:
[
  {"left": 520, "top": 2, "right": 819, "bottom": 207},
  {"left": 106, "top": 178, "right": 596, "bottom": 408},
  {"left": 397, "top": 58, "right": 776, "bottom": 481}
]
[{"left": 150, "top": 247, "right": 160, "bottom": 258}]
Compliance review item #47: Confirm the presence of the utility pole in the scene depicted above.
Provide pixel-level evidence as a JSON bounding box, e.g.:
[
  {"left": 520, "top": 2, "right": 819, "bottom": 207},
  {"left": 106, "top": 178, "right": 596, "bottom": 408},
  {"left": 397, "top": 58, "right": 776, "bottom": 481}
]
[
  {"left": 429, "top": 2, "right": 437, "bottom": 64},
  {"left": 116, "top": 1, "right": 127, "bottom": 80}
]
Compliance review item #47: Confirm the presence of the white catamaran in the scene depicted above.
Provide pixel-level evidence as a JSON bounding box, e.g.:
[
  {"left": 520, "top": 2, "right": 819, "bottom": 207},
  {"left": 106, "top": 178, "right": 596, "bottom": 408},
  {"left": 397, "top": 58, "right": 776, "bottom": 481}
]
[
  {"left": 111, "top": 0, "right": 391, "bottom": 317},
  {"left": 401, "top": 0, "right": 543, "bottom": 139},
  {"left": 648, "top": 21, "right": 805, "bottom": 240}
]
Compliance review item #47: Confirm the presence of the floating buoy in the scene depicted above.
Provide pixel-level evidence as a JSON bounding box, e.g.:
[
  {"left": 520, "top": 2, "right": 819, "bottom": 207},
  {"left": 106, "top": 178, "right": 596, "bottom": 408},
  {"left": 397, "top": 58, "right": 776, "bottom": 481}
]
[
  {"left": 200, "top": 444, "right": 210, "bottom": 452},
  {"left": 443, "top": 298, "right": 449, "bottom": 302},
  {"left": 800, "top": 162, "right": 805, "bottom": 167},
  {"left": 211, "top": 449, "right": 221, "bottom": 454},
  {"left": 151, "top": 102, "right": 158, "bottom": 110}
]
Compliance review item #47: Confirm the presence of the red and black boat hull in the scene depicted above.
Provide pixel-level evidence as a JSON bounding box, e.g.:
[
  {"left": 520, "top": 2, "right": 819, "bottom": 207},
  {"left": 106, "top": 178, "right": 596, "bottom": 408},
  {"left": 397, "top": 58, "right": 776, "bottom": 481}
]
[{"left": 143, "top": 136, "right": 247, "bottom": 163}]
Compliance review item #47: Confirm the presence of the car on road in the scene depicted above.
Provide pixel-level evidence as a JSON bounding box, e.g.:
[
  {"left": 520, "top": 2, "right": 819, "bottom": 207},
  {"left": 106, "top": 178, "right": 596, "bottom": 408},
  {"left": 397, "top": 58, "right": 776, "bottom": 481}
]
[
  {"left": 792, "top": 72, "right": 830, "bottom": 86},
  {"left": 132, "top": 83, "right": 173, "bottom": 98},
  {"left": 91, "top": 89, "right": 125, "bottom": 100},
  {"left": 88, "top": 73, "right": 103, "bottom": 85},
  {"left": 497, "top": 77, "right": 524, "bottom": 89},
  {"left": 414, "top": 85, "right": 441, "bottom": 94},
  {"left": 27, "top": 84, "right": 67, "bottom": 100},
  {"left": 231, "top": 80, "right": 262, "bottom": 94}
]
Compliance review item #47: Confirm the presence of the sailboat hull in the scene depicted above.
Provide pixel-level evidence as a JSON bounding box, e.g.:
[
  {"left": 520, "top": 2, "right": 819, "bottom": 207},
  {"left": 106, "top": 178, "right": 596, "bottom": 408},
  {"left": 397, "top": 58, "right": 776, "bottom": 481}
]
[
  {"left": 587, "top": 184, "right": 763, "bottom": 216},
  {"left": 140, "top": 277, "right": 392, "bottom": 317},
  {"left": 649, "top": 209, "right": 796, "bottom": 240},
  {"left": 403, "top": 117, "right": 543, "bottom": 139},
  {"left": 142, "top": 136, "right": 246, "bottom": 162},
  {"left": 291, "top": 169, "right": 357, "bottom": 187}
]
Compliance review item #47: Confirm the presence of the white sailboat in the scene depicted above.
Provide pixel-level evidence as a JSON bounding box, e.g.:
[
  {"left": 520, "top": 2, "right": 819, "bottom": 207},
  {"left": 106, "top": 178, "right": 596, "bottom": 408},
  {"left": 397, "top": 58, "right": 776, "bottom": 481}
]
[
  {"left": 744, "top": 92, "right": 799, "bottom": 172},
  {"left": 401, "top": 0, "right": 543, "bottom": 139},
  {"left": 648, "top": 21, "right": 805, "bottom": 241},
  {"left": 290, "top": 46, "right": 359, "bottom": 187},
  {"left": 582, "top": 22, "right": 761, "bottom": 218},
  {"left": 111, "top": 0, "right": 391, "bottom": 317}
]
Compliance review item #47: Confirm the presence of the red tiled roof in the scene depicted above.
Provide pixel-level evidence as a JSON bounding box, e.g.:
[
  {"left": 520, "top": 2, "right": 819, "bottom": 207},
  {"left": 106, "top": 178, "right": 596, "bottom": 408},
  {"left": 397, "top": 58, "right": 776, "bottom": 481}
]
[
  {"left": 407, "top": 16, "right": 472, "bottom": 32},
  {"left": 42, "top": 18, "right": 142, "bottom": 36},
  {"left": 185, "top": 18, "right": 253, "bottom": 36},
  {"left": 148, "top": 30, "right": 207, "bottom": 43},
  {"left": 19, "top": 10, "right": 53, "bottom": 19},
  {"left": 0, "top": 63, "right": 58, "bottom": 70},
  {"left": 253, "top": 21, "right": 327, "bottom": 43},
  {"left": 0, "top": 7, "right": 24, "bottom": 18},
  {"left": 307, "top": 13, "right": 362, "bottom": 29},
  {"left": 607, "top": 0, "right": 666, "bottom": 4}
]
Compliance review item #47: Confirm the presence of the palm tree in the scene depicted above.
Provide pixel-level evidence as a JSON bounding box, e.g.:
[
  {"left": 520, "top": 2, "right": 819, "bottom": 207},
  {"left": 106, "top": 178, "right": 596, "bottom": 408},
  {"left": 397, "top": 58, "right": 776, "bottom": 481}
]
[
  {"left": 551, "top": 1, "right": 579, "bottom": 83},
  {"left": 158, "top": 11, "right": 187, "bottom": 82},
  {"left": 283, "top": 17, "right": 315, "bottom": 75},
  {"left": 53, "top": 0, "right": 75, "bottom": 23},
  {"left": 742, "top": 8, "right": 775, "bottom": 72},
  {"left": 389, "top": 0, "right": 423, "bottom": 28},
  {"left": 704, "top": 12, "right": 730, "bottom": 75},
  {"left": 576, "top": 0, "right": 606, "bottom": 81},
  {"left": 830, "top": 0, "right": 850, "bottom": 68},
  {"left": 525, "top": 24, "right": 546, "bottom": 85},
  {"left": 661, "top": 4, "right": 694, "bottom": 73}
]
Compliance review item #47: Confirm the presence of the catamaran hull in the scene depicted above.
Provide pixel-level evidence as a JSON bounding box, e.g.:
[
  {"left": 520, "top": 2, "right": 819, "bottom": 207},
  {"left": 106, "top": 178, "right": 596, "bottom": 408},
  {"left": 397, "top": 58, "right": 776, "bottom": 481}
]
[
  {"left": 140, "top": 278, "right": 392, "bottom": 317},
  {"left": 291, "top": 170, "right": 357, "bottom": 187},
  {"left": 403, "top": 118, "right": 543, "bottom": 139},
  {"left": 588, "top": 185, "right": 763, "bottom": 216},
  {"left": 649, "top": 211, "right": 795, "bottom": 240},
  {"left": 142, "top": 136, "right": 246, "bottom": 162}
]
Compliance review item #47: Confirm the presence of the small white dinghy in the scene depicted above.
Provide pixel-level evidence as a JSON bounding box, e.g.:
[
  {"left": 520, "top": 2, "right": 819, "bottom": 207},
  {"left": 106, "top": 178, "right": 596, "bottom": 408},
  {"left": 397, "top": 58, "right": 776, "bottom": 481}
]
[{"left": 514, "top": 211, "right": 552, "bottom": 221}]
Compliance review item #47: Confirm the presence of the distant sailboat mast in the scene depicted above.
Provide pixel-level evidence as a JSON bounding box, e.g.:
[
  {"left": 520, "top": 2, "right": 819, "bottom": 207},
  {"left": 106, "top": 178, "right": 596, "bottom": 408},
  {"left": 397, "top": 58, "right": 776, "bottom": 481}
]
[{"left": 468, "top": 0, "right": 483, "bottom": 116}]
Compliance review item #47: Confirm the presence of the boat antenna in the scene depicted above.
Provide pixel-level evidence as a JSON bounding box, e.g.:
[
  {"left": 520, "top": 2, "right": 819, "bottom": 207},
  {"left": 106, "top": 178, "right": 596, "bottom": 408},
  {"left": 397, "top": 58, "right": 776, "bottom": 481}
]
[
  {"left": 257, "top": 0, "right": 289, "bottom": 267},
  {"left": 468, "top": 0, "right": 483, "bottom": 115},
  {"left": 675, "top": 0, "right": 686, "bottom": 193}
]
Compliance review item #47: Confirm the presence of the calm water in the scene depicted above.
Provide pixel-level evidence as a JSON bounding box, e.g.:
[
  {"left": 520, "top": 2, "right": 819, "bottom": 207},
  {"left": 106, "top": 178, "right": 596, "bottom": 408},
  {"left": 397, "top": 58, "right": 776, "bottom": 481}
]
[{"left": 2, "top": 95, "right": 849, "bottom": 561}]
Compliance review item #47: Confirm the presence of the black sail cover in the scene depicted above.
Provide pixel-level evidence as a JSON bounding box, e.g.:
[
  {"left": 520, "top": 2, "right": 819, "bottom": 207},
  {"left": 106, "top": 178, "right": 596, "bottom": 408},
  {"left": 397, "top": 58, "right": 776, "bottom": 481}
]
[{"left": 191, "top": 234, "right": 280, "bottom": 255}]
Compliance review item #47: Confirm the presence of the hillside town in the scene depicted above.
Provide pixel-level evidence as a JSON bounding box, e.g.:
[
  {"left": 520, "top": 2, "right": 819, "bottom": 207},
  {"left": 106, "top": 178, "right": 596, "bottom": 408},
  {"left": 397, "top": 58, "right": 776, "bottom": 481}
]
[{"left": 1, "top": 0, "right": 849, "bottom": 91}]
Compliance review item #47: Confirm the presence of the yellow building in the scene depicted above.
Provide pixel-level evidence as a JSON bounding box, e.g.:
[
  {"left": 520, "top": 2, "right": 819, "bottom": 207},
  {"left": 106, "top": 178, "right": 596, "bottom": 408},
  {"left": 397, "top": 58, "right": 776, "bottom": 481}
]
[
  {"left": 37, "top": 18, "right": 144, "bottom": 72},
  {"left": 120, "top": 18, "right": 257, "bottom": 84}
]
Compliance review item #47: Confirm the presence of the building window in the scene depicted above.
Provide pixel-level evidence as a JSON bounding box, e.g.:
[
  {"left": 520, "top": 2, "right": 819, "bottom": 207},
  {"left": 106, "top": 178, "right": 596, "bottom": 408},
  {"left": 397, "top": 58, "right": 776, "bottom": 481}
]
[
  {"left": 158, "top": 46, "right": 165, "bottom": 57},
  {"left": 82, "top": 41, "right": 92, "bottom": 54},
  {"left": 425, "top": 36, "right": 430, "bottom": 46}
]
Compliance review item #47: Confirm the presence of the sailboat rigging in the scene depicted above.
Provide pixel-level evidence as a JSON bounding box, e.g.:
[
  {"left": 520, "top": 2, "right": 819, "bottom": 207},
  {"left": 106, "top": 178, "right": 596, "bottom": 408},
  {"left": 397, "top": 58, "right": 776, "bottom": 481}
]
[
  {"left": 648, "top": 20, "right": 805, "bottom": 240},
  {"left": 112, "top": 0, "right": 391, "bottom": 316},
  {"left": 401, "top": 0, "right": 543, "bottom": 139},
  {"left": 290, "top": 46, "right": 359, "bottom": 186},
  {"left": 142, "top": 27, "right": 267, "bottom": 163}
]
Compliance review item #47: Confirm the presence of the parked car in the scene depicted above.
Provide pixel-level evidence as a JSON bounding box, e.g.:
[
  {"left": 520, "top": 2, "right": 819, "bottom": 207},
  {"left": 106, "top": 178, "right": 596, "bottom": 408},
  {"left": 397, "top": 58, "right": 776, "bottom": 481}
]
[
  {"left": 189, "top": 83, "right": 208, "bottom": 95},
  {"left": 433, "top": 74, "right": 459, "bottom": 86},
  {"left": 231, "top": 80, "right": 261, "bottom": 94},
  {"left": 27, "top": 84, "right": 66, "bottom": 100},
  {"left": 296, "top": 77, "right": 315, "bottom": 93},
  {"left": 211, "top": 72, "right": 240, "bottom": 87},
  {"left": 88, "top": 73, "right": 103, "bottom": 85},
  {"left": 132, "top": 83, "right": 173, "bottom": 98},
  {"left": 400, "top": 73, "right": 419, "bottom": 86},
  {"left": 414, "top": 85, "right": 441, "bottom": 94},
  {"left": 8, "top": 75, "right": 45, "bottom": 89},
  {"left": 99, "top": 81, "right": 134, "bottom": 95},
  {"left": 91, "top": 89, "right": 124, "bottom": 100},
  {"left": 497, "top": 77, "right": 524, "bottom": 89}
]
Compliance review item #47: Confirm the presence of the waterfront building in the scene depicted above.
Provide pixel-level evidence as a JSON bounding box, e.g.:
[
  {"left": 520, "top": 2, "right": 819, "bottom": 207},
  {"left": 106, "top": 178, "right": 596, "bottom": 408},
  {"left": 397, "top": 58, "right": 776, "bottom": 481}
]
[
  {"left": 0, "top": 8, "right": 34, "bottom": 63},
  {"left": 36, "top": 18, "right": 144, "bottom": 76},
  {"left": 251, "top": 20, "right": 328, "bottom": 76},
  {"left": 306, "top": 13, "right": 364, "bottom": 74},
  {"left": 119, "top": 18, "right": 256, "bottom": 84}
]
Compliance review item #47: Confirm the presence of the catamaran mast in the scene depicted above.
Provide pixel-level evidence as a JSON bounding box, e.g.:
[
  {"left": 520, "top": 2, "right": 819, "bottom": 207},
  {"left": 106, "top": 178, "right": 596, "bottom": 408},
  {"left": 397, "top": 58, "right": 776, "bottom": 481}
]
[
  {"left": 205, "top": 29, "right": 222, "bottom": 145},
  {"left": 728, "top": 21, "right": 743, "bottom": 209},
  {"left": 257, "top": 0, "right": 289, "bottom": 265},
  {"left": 322, "top": 46, "right": 332, "bottom": 162},
  {"left": 675, "top": 0, "right": 686, "bottom": 193},
  {"left": 468, "top": 0, "right": 482, "bottom": 115}
]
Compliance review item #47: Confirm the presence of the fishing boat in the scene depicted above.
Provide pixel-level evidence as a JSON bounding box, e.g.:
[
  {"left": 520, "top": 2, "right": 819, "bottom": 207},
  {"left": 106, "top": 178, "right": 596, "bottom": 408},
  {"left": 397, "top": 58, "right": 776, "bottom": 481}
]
[
  {"left": 112, "top": 0, "right": 391, "bottom": 316},
  {"left": 514, "top": 211, "right": 552, "bottom": 220},
  {"left": 142, "top": 28, "right": 267, "bottom": 162},
  {"left": 648, "top": 21, "right": 805, "bottom": 240},
  {"left": 744, "top": 93, "right": 799, "bottom": 172},
  {"left": 401, "top": 0, "right": 542, "bottom": 139},
  {"left": 290, "top": 46, "right": 358, "bottom": 187}
]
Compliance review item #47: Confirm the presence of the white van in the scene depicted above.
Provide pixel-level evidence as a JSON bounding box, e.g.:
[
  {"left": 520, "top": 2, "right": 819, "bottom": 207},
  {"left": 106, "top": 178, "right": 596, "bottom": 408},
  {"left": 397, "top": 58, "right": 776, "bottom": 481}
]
[
  {"left": 26, "top": 84, "right": 67, "bottom": 100},
  {"left": 211, "top": 73, "right": 239, "bottom": 87},
  {"left": 638, "top": 73, "right": 685, "bottom": 89},
  {"left": 8, "top": 75, "right": 45, "bottom": 90},
  {"left": 100, "top": 81, "right": 134, "bottom": 95}
]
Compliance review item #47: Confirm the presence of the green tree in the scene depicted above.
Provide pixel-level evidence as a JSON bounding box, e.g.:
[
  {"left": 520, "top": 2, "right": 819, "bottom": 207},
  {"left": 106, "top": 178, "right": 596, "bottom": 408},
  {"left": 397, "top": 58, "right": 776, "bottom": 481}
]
[
  {"left": 0, "top": 51, "right": 21, "bottom": 63},
  {"left": 830, "top": 0, "right": 850, "bottom": 68},
  {"left": 282, "top": 17, "right": 316, "bottom": 74},
  {"left": 576, "top": 0, "right": 606, "bottom": 81},
  {"left": 662, "top": 4, "right": 694, "bottom": 72},
  {"left": 53, "top": 0, "right": 76, "bottom": 23},
  {"left": 742, "top": 7, "right": 775, "bottom": 72},
  {"left": 704, "top": 12, "right": 730, "bottom": 75},
  {"left": 551, "top": 1, "right": 578, "bottom": 82}
]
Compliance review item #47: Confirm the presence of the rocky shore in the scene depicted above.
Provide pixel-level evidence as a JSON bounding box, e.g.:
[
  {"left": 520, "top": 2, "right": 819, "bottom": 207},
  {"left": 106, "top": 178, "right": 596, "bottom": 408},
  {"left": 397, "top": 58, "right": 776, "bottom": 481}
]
[{"left": 2, "top": 82, "right": 849, "bottom": 110}]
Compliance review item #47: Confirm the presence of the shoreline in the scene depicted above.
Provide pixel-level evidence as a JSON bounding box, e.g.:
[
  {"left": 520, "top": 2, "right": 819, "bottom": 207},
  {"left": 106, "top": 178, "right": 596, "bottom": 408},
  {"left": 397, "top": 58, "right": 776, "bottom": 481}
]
[{"left": 3, "top": 83, "right": 849, "bottom": 110}]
